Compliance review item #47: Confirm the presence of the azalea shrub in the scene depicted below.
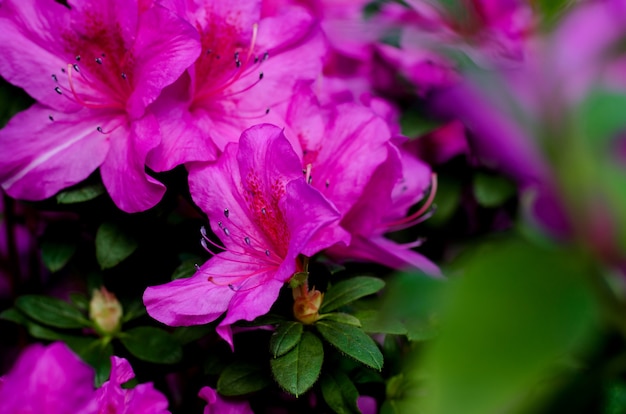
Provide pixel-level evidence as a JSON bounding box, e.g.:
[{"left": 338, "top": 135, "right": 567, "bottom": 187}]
[{"left": 1, "top": 0, "right": 626, "bottom": 413}]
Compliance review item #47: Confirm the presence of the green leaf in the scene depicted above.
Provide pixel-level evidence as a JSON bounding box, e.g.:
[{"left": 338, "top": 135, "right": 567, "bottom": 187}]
[
  {"left": 27, "top": 323, "right": 80, "bottom": 341},
  {"left": 71, "top": 339, "right": 114, "bottom": 387},
  {"left": 56, "top": 183, "right": 105, "bottom": 204},
  {"left": 271, "top": 331, "right": 324, "bottom": 397},
  {"left": 380, "top": 272, "right": 445, "bottom": 342},
  {"left": 15, "top": 295, "right": 90, "bottom": 329},
  {"left": 606, "top": 382, "right": 626, "bottom": 414},
  {"left": 120, "top": 326, "right": 182, "bottom": 364},
  {"left": 41, "top": 240, "right": 77, "bottom": 273},
  {"left": 270, "top": 321, "right": 303, "bottom": 358},
  {"left": 95, "top": 222, "right": 138, "bottom": 269},
  {"left": 353, "top": 310, "right": 406, "bottom": 335},
  {"left": 69, "top": 292, "right": 90, "bottom": 310},
  {"left": 316, "top": 321, "right": 383, "bottom": 371},
  {"left": 0, "top": 307, "right": 27, "bottom": 324},
  {"left": 473, "top": 173, "right": 516, "bottom": 208},
  {"left": 319, "top": 312, "right": 362, "bottom": 327},
  {"left": 172, "top": 324, "right": 215, "bottom": 345},
  {"left": 239, "top": 313, "right": 286, "bottom": 327},
  {"left": 217, "top": 361, "right": 272, "bottom": 396},
  {"left": 427, "top": 175, "right": 461, "bottom": 226},
  {"left": 321, "top": 277, "right": 385, "bottom": 313},
  {"left": 171, "top": 256, "right": 202, "bottom": 280},
  {"left": 320, "top": 370, "right": 361, "bottom": 414},
  {"left": 121, "top": 299, "right": 146, "bottom": 323},
  {"left": 411, "top": 237, "right": 598, "bottom": 414}
]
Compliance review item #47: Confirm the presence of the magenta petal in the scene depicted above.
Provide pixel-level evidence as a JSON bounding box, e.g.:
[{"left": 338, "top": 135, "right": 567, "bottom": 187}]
[
  {"left": 312, "top": 103, "right": 392, "bottom": 214},
  {"left": 0, "top": 105, "right": 109, "bottom": 200},
  {"left": 126, "top": 4, "right": 201, "bottom": 118},
  {"left": 100, "top": 115, "right": 166, "bottom": 213},
  {"left": 282, "top": 179, "right": 346, "bottom": 258},
  {"left": 109, "top": 356, "right": 135, "bottom": 384},
  {"left": 217, "top": 277, "right": 284, "bottom": 347},
  {"left": 199, "top": 386, "right": 254, "bottom": 414},
  {"left": 97, "top": 356, "right": 170, "bottom": 414},
  {"left": 146, "top": 89, "right": 219, "bottom": 171},
  {"left": 144, "top": 267, "right": 235, "bottom": 326},
  {"left": 331, "top": 235, "right": 441, "bottom": 276},
  {"left": 0, "top": 0, "right": 78, "bottom": 111},
  {"left": 0, "top": 342, "right": 97, "bottom": 414}
]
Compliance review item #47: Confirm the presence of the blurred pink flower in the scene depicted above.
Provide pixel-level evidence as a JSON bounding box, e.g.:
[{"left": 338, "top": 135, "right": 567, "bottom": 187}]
[
  {"left": 96, "top": 356, "right": 170, "bottom": 414},
  {"left": 0, "top": 342, "right": 98, "bottom": 414},
  {"left": 0, "top": 342, "right": 171, "bottom": 413},
  {"left": 199, "top": 386, "right": 253, "bottom": 414},
  {"left": 0, "top": 0, "right": 201, "bottom": 212},
  {"left": 144, "top": 124, "right": 343, "bottom": 347}
]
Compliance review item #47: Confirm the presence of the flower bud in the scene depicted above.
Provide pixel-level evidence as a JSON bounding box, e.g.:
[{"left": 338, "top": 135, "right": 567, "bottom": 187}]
[
  {"left": 89, "top": 287, "right": 123, "bottom": 336},
  {"left": 293, "top": 288, "right": 323, "bottom": 325}
]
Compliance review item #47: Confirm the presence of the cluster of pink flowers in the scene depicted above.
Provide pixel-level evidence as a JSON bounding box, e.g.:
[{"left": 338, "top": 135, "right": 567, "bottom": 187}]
[
  {"left": 6, "top": 0, "right": 625, "bottom": 412},
  {"left": 0, "top": 0, "right": 444, "bottom": 348}
]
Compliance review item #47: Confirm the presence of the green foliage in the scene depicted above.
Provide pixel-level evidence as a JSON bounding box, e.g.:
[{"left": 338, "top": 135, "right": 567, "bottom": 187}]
[
  {"left": 41, "top": 240, "right": 77, "bottom": 273},
  {"left": 606, "top": 382, "right": 626, "bottom": 414},
  {"left": 119, "top": 326, "right": 182, "bottom": 364},
  {"left": 15, "top": 295, "right": 91, "bottom": 329},
  {"left": 316, "top": 320, "right": 384, "bottom": 371},
  {"left": 353, "top": 310, "right": 405, "bottom": 335},
  {"left": 270, "top": 321, "right": 303, "bottom": 358},
  {"left": 70, "top": 338, "right": 114, "bottom": 387},
  {"left": 69, "top": 292, "right": 90, "bottom": 310},
  {"left": 172, "top": 324, "right": 215, "bottom": 345},
  {"left": 473, "top": 173, "right": 516, "bottom": 208},
  {"left": 319, "top": 312, "right": 362, "bottom": 327},
  {"left": 56, "top": 183, "right": 105, "bottom": 204},
  {"left": 321, "top": 276, "right": 385, "bottom": 313},
  {"left": 217, "top": 361, "right": 272, "bottom": 396},
  {"left": 270, "top": 331, "right": 324, "bottom": 397},
  {"left": 95, "top": 221, "right": 138, "bottom": 269},
  {"left": 408, "top": 237, "right": 599, "bottom": 414},
  {"left": 171, "top": 256, "right": 202, "bottom": 280},
  {"left": 320, "top": 370, "right": 361, "bottom": 414},
  {"left": 380, "top": 272, "right": 445, "bottom": 341}
]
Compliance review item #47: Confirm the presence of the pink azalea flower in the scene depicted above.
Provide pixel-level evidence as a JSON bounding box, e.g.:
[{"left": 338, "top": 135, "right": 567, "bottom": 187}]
[
  {"left": 0, "top": 0, "right": 201, "bottom": 212},
  {"left": 96, "top": 356, "right": 170, "bottom": 414},
  {"left": 145, "top": 0, "right": 326, "bottom": 171},
  {"left": 282, "top": 85, "right": 440, "bottom": 275},
  {"left": 198, "top": 386, "right": 253, "bottom": 414},
  {"left": 0, "top": 342, "right": 98, "bottom": 414},
  {"left": 143, "top": 124, "right": 343, "bottom": 347}
]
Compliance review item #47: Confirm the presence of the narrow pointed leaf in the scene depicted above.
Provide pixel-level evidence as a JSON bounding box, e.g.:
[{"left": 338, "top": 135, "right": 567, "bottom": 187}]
[
  {"left": 120, "top": 326, "right": 182, "bottom": 364},
  {"left": 95, "top": 222, "right": 138, "bottom": 269},
  {"left": 316, "top": 320, "right": 383, "bottom": 371},
  {"left": 270, "top": 321, "right": 304, "bottom": 358},
  {"left": 319, "top": 312, "right": 362, "bottom": 327},
  {"left": 270, "top": 331, "right": 324, "bottom": 397},
  {"left": 320, "top": 370, "right": 361, "bottom": 414},
  {"left": 41, "top": 240, "right": 77, "bottom": 273},
  {"left": 321, "top": 277, "right": 385, "bottom": 313},
  {"left": 353, "top": 310, "right": 406, "bottom": 335},
  {"left": 56, "top": 183, "right": 105, "bottom": 204},
  {"left": 15, "top": 295, "right": 90, "bottom": 329},
  {"left": 217, "top": 361, "right": 272, "bottom": 396}
]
